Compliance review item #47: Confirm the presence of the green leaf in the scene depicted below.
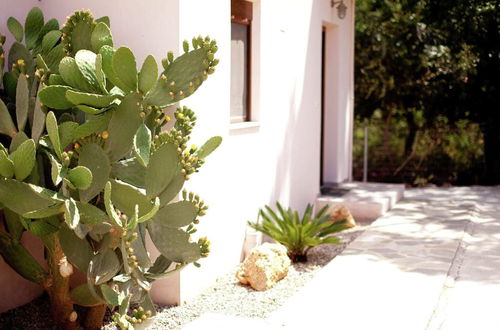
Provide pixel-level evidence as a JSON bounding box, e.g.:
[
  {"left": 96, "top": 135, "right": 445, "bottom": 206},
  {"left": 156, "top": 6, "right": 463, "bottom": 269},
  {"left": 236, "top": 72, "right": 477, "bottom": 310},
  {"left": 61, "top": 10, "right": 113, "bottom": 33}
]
[
  {"left": 78, "top": 143, "right": 111, "bottom": 202},
  {"left": 70, "top": 284, "right": 102, "bottom": 307},
  {"left": 68, "top": 166, "right": 93, "bottom": 190},
  {"left": 41, "top": 30, "right": 62, "bottom": 54},
  {"left": 15, "top": 74, "right": 29, "bottom": 131},
  {"left": 139, "top": 55, "right": 158, "bottom": 94},
  {"left": 64, "top": 198, "right": 80, "bottom": 229},
  {"left": 106, "top": 93, "right": 142, "bottom": 162},
  {"left": 66, "top": 90, "right": 117, "bottom": 108},
  {"left": 100, "top": 285, "right": 119, "bottom": 306},
  {"left": 39, "top": 85, "right": 74, "bottom": 110},
  {"left": 133, "top": 124, "right": 151, "bottom": 167},
  {"left": 59, "top": 57, "right": 96, "bottom": 92},
  {"left": 0, "top": 151, "right": 14, "bottom": 178},
  {"left": 145, "top": 143, "right": 178, "bottom": 197},
  {"left": 112, "top": 47, "right": 138, "bottom": 92},
  {"left": 195, "top": 136, "right": 222, "bottom": 160},
  {"left": 7, "top": 17, "right": 23, "bottom": 42},
  {"left": 59, "top": 223, "right": 93, "bottom": 273},
  {"left": 75, "top": 50, "right": 101, "bottom": 92},
  {"left": 46, "top": 111, "right": 62, "bottom": 159},
  {"left": 24, "top": 7, "right": 44, "bottom": 49},
  {"left": 0, "top": 99, "right": 17, "bottom": 137},
  {"left": 154, "top": 200, "right": 197, "bottom": 228},
  {"left": 91, "top": 22, "right": 113, "bottom": 53},
  {"left": 11, "top": 139, "right": 36, "bottom": 181}
]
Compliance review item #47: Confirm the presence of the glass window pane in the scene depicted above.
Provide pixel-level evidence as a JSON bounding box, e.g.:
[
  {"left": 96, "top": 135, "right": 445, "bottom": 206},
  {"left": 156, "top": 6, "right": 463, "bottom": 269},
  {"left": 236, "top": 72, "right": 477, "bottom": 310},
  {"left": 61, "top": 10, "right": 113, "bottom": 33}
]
[{"left": 231, "top": 23, "right": 248, "bottom": 122}]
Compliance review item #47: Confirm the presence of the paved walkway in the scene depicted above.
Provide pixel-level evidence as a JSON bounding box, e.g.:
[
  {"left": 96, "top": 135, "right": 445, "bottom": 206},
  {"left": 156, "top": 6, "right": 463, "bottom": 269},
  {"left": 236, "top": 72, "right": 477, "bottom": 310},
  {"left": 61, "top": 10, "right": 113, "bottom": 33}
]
[{"left": 184, "top": 187, "right": 500, "bottom": 330}]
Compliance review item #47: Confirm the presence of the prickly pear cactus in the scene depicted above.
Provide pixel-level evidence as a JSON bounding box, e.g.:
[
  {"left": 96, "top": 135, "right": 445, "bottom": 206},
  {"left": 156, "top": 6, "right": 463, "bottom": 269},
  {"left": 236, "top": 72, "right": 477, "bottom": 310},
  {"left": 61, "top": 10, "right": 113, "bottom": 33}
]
[{"left": 0, "top": 8, "right": 221, "bottom": 330}]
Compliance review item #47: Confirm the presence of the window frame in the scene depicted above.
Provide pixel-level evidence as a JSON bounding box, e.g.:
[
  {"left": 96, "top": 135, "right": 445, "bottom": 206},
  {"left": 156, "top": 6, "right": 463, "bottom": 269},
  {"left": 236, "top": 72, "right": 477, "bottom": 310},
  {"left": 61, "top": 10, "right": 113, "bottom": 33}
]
[{"left": 230, "top": 0, "right": 253, "bottom": 123}]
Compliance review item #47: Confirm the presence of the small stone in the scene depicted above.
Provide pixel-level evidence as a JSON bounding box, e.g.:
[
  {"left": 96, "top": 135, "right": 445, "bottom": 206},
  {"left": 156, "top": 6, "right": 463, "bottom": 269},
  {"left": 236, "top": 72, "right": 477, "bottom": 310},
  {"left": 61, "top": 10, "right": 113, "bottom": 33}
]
[
  {"left": 328, "top": 204, "right": 356, "bottom": 228},
  {"left": 236, "top": 243, "right": 291, "bottom": 291}
]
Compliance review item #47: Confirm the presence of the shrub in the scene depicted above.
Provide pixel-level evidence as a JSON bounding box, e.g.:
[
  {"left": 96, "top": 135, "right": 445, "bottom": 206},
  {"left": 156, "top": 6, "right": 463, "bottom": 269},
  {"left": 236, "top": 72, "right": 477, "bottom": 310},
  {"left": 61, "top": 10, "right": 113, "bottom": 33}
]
[
  {"left": 248, "top": 203, "right": 350, "bottom": 262},
  {"left": 0, "top": 7, "right": 220, "bottom": 330}
]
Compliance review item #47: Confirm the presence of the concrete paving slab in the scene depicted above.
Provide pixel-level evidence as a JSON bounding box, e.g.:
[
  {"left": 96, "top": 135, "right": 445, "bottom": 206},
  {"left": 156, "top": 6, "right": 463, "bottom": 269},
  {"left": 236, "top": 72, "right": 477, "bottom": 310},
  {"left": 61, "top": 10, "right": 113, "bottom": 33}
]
[{"left": 181, "top": 312, "right": 277, "bottom": 330}]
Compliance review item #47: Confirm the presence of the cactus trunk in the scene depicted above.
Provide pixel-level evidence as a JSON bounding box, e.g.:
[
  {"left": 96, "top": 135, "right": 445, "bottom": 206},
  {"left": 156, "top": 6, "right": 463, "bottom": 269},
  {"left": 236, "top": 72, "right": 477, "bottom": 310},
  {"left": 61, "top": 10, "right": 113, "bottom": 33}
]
[
  {"left": 44, "top": 232, "right": 78, "bottom": 330},
  {"left": 84, "top": 304, "right": 107, "bottom": 330}
]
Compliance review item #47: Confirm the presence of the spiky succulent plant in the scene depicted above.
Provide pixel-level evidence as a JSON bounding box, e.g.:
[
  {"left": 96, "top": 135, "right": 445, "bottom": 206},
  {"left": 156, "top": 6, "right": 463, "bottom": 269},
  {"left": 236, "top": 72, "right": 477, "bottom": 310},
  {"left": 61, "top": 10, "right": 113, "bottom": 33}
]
[{"left": 0, "top": 8, "right": 220, "bottom": 330}]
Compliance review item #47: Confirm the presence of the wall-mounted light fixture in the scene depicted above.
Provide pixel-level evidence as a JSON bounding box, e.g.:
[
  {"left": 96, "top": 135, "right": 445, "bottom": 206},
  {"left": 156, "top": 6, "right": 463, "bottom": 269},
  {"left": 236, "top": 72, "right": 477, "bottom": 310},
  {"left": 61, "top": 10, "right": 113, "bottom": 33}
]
[{"left": 331, "top": 0, "right": 348, "bottom": 19}]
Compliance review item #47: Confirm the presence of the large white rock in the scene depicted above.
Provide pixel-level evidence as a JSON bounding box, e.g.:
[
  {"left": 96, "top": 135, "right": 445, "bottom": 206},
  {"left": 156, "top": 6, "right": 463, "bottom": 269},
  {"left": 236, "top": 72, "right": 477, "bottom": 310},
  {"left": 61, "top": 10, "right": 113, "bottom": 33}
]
[{"left": 236, "top": 243, "right": 291, "bottom": 291}]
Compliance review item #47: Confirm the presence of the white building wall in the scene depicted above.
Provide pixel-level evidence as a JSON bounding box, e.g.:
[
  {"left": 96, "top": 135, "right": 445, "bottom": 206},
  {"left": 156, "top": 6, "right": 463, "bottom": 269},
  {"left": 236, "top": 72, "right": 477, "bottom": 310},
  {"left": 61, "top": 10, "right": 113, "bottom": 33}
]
[{"left": 0, "top": 0, "right": 354, "bottom": 309}]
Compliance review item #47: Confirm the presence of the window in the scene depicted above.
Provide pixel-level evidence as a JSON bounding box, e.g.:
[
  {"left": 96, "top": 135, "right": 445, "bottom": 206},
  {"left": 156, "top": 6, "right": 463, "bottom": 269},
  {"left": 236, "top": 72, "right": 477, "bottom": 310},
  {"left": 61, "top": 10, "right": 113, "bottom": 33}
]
[{"left": 231, "top": 0, "right": 253, "bottom": 123}]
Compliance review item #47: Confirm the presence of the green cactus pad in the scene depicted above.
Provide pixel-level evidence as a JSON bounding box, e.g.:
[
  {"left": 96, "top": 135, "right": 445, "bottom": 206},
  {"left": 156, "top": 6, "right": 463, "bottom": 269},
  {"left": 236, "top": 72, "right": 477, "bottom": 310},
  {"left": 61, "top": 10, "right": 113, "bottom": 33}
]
[
  {"left": 0, "top": 232, "right": 47, "bottom": 284},
  {"left": 78, "top": 143, "right": 111, "bottom": 202},
  {"left": 43, "top": 44, "right": 65, "bottom": 73},
  {"left": 195, "top": 136, "right": 222, "bottom": 160},
  {"left": 129, "top": 227, "right": 153, "bottom": 268},
  {"left": 47, "top": 74, "right": 65, "bottom": 86},
  {"left": 133, "top": 124, "right": 151, "bottom": 167},
  {"left": 58, "top": 121, "right": 78, "bottom": 150},
  {"left": 0, "top": 151, "right": 14, "bottom": 178},
  {"left": 8, "top": 42, "right": 32, "bottom": 75},
  {"left": 110, "top": 179, "right": 154, "bottom": 218},
  {"left": 145, "top": 47, "right": 215, "bottom": 107},
  {"left": 64, "top": 198, "right": 80, "bottom": 229},
  {"left": 47, "top": 152, "right": 64, "bottom": 186},
  {"left": 31, "top": 89, "right": 46, "bottom": 143},
  {"left": 22, "top": 203, "right": 64, "bottom": 219},
  {"left": 39, "top": 85, "right": 74, "bottom": 110},
  {"left": 24, "top": 7, "right": 44, "bottom": 50},
  {"left": 15, "top": 74, "right": 29, "bottom": 131},
  {"left": 0, "top": 179, "right": 60, "bottom": 214},
  {"left": 111, "top": 158, "right": 146, "bottom": 188},
  {"left": 146, "top": 255, "right": 173, "bottom": 279},
  {"left": 106, "top": 93, "right": 142, "bottom": 162},
  {"left": 11, "top": 139, "right": 36, "bottom": 181},
  {"left": 89, "top": 248, "right": 121, "bottom": 285},
  {"left": 147, "top": 224, "right": 201, "bottom": 263},
  {"left": 139, "top": 55, "right": 158, "bottom": 94},
  {"left": 154, "top": 200, "right": 197, "bottom": 228},
  {"left": 66, "top": 90, "right": 117, "bottom": 108},
  {"left": 7, "top": 17, "right": 23, "bottom": 42},
  {"left": 0, "top": 99, "right": 17, "bottom": 137},
  {"left": 75, "top": 50, "right": 103, "bottom": 93},
  {"left": 158, "top": 173, "right": 185, "bottom": 207},
  {"left": 41, "top": 30, "right": 61, "bottom": 54},
  {"left": 45, "top": 111, "right": 62, "bottom": 159},
  {"left": 100, "top": 284, "right": 120, "bottom": 306},
  {"left": 91, "top": 22, "right": 113, "bottom": 53},
  {"left": 59, "top": 57, "right": 97, "bottom": 93},
  {"left": 9, "top": 131, "right": 29, "bottom": 153},
  {"left": 70, "top": 284, "right": 102, "bottom": 307},
  {"left": 73, "top": 111, "right": 111, "bottom": 139},
  {"left": 3, "top": 208, "right": 25, "bottom": 241},
  {"left": 28, "top": 220, "right": 59, "bottom": 237},
  {"left": 95, "top": 54, "right": 107, "bottom": 93},
  {"left": 77, "top": 202, "right": 108, "bottom": 225},
  {"left": 112, "top": 47, "right": 138, "bottom": 93},
  {"left": 99, "top": 45, "right": 123, "bottom": 90},
  {"left": 68, "top": 166, "right": 93, "bottom": 190},
  {"left": 62, "top": 10, "right": 94, "bottom": 56},
  {"left": 59, "top": 223, "right": 93, "bottom": 273},
  {"left": 145, "top": 143, "right": 178, "bottom": 198}
]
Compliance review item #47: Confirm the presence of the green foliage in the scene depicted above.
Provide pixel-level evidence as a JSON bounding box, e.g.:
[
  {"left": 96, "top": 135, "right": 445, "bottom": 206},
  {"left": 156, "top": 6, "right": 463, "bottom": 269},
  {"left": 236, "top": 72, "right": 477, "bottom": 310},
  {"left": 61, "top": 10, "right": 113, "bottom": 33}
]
[
  {"left": 248, "top": 203, "right": 350, "bottom": 262},
  {"left": 0, "top": 7, "right": 222, "bottom": 330}
]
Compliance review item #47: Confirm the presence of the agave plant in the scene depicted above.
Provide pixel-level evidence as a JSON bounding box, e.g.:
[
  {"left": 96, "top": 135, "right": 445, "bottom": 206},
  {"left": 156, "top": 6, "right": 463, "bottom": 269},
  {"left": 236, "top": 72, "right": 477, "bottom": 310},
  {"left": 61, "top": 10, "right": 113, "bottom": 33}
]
[
  {"left": 248, "top": 203, "right": 350, "bottom": 262},
  {"left": 0, "top": 7, "right": 220, "bottom": 330}
]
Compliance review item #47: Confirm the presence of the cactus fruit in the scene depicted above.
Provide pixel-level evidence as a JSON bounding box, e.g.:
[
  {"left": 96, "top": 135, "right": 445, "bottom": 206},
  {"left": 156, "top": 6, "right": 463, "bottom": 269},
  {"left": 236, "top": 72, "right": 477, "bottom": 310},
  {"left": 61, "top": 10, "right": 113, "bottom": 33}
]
[{"left": 0, "top": 7, "right": 221, "bottom": 330}]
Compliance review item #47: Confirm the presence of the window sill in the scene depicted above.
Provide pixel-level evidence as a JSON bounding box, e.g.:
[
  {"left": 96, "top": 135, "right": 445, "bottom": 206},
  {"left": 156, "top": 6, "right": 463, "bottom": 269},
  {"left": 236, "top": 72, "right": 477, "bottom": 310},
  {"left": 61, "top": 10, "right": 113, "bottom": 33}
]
[{"left": 229, "top": 121, "right": 260, "bottom": 134}]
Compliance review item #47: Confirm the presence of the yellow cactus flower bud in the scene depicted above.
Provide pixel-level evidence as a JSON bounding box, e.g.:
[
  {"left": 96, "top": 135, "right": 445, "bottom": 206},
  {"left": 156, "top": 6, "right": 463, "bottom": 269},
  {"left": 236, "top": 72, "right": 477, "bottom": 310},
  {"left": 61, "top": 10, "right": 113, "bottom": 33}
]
[{"left": 101, "top": 131, "right": 109, "bottom": 139}]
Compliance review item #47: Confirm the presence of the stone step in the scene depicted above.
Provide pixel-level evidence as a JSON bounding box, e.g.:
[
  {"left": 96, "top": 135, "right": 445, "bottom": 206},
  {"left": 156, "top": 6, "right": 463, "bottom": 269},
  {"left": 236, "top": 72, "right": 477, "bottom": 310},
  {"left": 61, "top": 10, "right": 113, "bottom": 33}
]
[{"left": 316, "top": 181, "right": 405, "bottom": 222}]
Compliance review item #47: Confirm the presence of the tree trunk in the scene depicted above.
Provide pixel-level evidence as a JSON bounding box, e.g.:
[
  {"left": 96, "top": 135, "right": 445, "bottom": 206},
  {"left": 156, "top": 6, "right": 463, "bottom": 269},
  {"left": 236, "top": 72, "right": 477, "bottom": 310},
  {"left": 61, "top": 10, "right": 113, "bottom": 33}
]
[
  {"left": 483, "top": 118, "right": 500, "bottom": 185},
  {"left": 404, "top": 112, "right": 417, "bottom": 157},
  {"left": 44, "top": 233, "right": 79, "bottom": 330},
  {"left": 84, "top": 304, "right": 107, "bottom": 330}
]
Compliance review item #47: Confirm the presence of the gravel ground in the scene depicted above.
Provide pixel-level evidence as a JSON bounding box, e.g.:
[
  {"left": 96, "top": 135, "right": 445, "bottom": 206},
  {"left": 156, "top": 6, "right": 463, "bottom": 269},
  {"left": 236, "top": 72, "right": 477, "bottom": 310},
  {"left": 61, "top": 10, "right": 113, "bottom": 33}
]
[{"left": 0, "top": 227, "right": 365, "bottom": 330}]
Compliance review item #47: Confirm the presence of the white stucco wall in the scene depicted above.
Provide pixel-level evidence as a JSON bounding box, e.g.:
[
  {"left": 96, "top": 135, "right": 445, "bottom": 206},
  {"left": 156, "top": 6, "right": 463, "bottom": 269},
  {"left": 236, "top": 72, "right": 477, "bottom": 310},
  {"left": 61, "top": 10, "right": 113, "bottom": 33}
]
[{"left": 0, "top": 0, "right": 354, "bottom": 309}]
